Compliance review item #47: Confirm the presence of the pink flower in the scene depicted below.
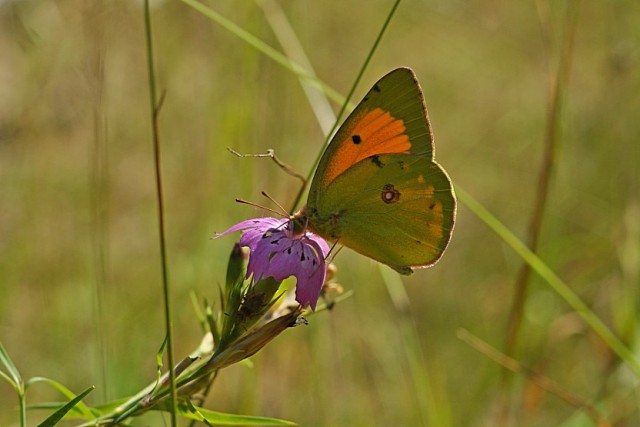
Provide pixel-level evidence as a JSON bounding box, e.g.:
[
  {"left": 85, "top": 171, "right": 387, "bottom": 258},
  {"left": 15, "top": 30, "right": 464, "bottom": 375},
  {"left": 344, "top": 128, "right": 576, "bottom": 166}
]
[{"left": 216, "top": 218, "right": 329, "bottom": 310}]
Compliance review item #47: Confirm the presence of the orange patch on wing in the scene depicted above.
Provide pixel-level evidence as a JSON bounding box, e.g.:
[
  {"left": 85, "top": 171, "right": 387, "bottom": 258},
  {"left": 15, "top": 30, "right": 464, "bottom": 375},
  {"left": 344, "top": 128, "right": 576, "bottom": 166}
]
[
  {"left": 427, "top": 200, "right": 445, "bottom": 243},
  {"left": 413, "top": 185, "right": 445, "bottom": 246},
  {"left": 322, "top": 108, "right": 411, "bottom": 188}
]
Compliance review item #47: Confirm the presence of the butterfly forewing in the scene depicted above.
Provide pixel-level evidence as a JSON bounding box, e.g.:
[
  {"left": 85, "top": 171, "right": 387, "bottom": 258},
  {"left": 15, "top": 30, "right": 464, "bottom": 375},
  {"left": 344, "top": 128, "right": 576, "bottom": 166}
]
[{"left": 308, "top": 68, "right": 434, "bottom": 204}]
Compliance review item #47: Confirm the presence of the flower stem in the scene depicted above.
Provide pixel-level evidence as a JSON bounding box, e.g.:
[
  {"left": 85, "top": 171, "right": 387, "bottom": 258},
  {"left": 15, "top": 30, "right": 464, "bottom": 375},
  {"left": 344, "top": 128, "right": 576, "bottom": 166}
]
[
  {"left": 19, "top": 392, "right": 26, "bottom": 427},
  {"left": 143, "top": 1, "right": 178, "bottom": 425}
]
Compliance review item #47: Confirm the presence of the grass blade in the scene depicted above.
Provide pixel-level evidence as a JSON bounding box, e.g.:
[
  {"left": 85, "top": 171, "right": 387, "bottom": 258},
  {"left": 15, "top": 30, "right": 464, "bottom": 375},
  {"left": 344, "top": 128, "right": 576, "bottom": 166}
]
[
  {"left": 456, "top": 185, "right": 640, "bottom": 377},
  {"left": 25, "top": 377, "right": 96, "bottom": 420},
  {"left": 0, "top": 342, "right": 26, "bottom": 425},
  {"left": 176, "top": 401, "right": 296, "bottom": 425},
  {"left": 179, "top": 0, "right": 344, "bottom": 106},
  {"left": 290, "top": 0, "right": 402, "bottom": 212},
  {"left": 258, "top": 0, "right": 336, "bottom": 137},
  {"left": 36, "top": 385, "right": 95, "bottom": 427},
  {"left": 0, "top": 341, "right": 22, "bottom": 388},
  {"left": 379, "top": 265, "right": 452, "bottom": 427}
]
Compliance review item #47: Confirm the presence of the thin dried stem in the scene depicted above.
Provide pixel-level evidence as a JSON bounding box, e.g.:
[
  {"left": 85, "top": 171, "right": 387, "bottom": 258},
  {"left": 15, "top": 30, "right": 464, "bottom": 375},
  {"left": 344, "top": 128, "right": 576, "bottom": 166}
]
[
  {"left": 459, "top": 329, "right": 611, "bottom": 427},
  {"left": 227, "top": 147, "right": 307, "bottom": 186},
  {"left": 499, "top": 3, "right": 581, "bottom": 424},
  {"left": 143, "top": 1, "right": 178, "bottom": 424}
]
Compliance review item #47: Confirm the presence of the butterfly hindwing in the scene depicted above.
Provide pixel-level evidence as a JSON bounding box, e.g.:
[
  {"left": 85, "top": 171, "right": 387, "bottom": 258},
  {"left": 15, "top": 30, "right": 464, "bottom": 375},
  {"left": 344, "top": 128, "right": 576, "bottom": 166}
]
[{"left": 311, "top": 153, "right": 455, "bottom": 273}]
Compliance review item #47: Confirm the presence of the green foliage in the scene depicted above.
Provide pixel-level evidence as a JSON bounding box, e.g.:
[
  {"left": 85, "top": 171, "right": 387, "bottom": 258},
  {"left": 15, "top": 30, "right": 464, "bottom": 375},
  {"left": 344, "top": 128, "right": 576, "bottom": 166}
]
[
  {"left": 1, "top": 0, "right": 639, "bottom": 426},
  {"left": 36, "top": 386, "right": 95, "bottom": 427},
  {"left": 175, "top": 400, "right": 296, "bottom": 425}
]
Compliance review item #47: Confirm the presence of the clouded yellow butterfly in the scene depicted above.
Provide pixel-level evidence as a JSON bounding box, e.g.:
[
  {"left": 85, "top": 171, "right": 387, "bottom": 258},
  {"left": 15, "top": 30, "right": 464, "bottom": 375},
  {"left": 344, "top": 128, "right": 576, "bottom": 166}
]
[{"left": 294, "top": 67, "right": 456, "bottom": 274}]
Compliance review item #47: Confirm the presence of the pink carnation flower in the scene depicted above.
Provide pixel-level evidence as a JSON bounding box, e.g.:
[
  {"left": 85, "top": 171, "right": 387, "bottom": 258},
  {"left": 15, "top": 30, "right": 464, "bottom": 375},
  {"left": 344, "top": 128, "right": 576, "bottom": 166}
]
[{"left": 217, "top": 218, "right": 330, "bottom": 310}]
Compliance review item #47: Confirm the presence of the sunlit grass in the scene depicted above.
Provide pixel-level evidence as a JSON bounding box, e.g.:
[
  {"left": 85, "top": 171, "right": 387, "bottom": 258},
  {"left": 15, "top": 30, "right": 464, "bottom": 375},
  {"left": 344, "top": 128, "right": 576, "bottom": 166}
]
[{"left": 1, "top": 0, "right": 639, "bottom": 425}]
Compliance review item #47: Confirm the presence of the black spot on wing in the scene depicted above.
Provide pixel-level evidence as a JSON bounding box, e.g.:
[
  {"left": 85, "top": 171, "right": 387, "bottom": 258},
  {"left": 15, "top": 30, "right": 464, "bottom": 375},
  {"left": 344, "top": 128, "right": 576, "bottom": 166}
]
[
  {"left": 371, "top": 155, "right": 384, "bottom": 168},
  {"left": 352, "top": 134, "right": 362, "bottom": 144},
  {"left": 373, "top": 84, "right": 381, "bottom": 93}
]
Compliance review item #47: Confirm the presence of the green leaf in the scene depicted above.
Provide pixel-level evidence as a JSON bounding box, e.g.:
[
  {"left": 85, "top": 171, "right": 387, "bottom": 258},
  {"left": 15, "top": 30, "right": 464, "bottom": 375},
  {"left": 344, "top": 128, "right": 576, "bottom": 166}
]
[
  {"left": 36, "top": 385, "right": 94, "bottom": 427},
  {"left": 0, "top": 369, "right": 17, "bottom": 391},
  {"left": 205, "top": 299, "right": 220, "bottom": 346},
  {"left": 0, "top": 341, "right": 23, "bottom": 389},
  {"left": 175, "top": 402, "right": 296, "bottom": 426},
  {"left": 25, "top": 377, "right": 96, "bottom": 420},
  {"left": 157, "top": 335, "right": 169, "bottom": 373},
  {"left": 225, "top": 243, "right": 246, "bottom": 292},
  {"left": 28, "top": 397, "right": 130, "bottom": 420}
]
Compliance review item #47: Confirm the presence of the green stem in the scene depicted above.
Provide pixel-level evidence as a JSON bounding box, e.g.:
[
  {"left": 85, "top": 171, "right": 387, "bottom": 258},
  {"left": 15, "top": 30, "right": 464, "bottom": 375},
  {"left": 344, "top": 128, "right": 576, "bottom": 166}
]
[
  {"left": 87, "top": 0, "right": 110, "bottom": 401},
  {"left": 19, "top": 392, "right": 26, "bottom": 427},
  {"left": 289, "top": 0, "right": 403, "bottom": 213},
  {"left": 143, "top": 1, "right": 178, "bottom": 425},
  {"left": 178, "top": 0, "right": 401, "bottom": 213}
]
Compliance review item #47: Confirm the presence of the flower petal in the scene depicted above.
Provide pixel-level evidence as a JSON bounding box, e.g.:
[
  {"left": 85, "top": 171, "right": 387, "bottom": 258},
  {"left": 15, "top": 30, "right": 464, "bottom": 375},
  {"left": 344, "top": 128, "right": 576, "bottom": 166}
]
[
  {"left": 215, "top": 217, "right": 288, "bottom": 250},
  {"left": 257, "top": 237, "right": 326, "bottom": 310},
  {"left": 246, "top": 228, "right": 291, "bottom": 280},
  {"left": 215, "top": 216, "right": 329, "bottom": 310}
]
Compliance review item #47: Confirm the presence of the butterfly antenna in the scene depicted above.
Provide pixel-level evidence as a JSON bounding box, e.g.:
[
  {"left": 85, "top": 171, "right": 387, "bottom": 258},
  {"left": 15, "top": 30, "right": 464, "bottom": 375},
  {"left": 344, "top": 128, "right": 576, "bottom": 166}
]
[
  {"left": 235, "top": 198, "right": 284, "bottom": 217},
  {"left": 326, "top": 240, "right": 343, "bottom": 264},
  {"left": 261, "top": 191, "right": 290, "bottom": 217}
]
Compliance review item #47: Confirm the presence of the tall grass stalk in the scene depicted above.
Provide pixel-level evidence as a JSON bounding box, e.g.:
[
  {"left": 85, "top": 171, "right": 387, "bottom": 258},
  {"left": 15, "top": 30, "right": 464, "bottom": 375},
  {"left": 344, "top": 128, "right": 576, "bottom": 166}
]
[
  {"left": 289, "top": 0, "right": 402, "bottom": 212},
  {"left": 380, "top": 266, "right": 452, "bottom": 427},
  {"left": 258, "top": 0, "right": 336, "bottom": 137},
  {"left": 179, "top": 0, "right": 402, "bottom": 211},
  {"left": 458, "top": 329, "right": 609, "bottom": 426},
  {"left": 86, "top": 0, "right": 110, "bottom": 402},
  {"left": 180, "top": 0, "right": 345, "bottom": 106},
  {"left": 499, "top": 1, "right": 581, "bottom": 423},
  {"left": 257, "top": 0, "right": 402, "bottom": 212},
  {"left": 505, "top": 0, "right": 581, "bottom": 360},
  {"left": 143, "top": 1, "right": 178, "bottom": 424}
]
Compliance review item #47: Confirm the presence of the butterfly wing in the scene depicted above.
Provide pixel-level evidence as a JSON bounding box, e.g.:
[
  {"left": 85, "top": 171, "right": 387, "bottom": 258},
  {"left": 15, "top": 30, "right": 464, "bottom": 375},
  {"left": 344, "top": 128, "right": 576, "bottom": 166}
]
[
  {"left": 310, "top": 153, "right": 456, "bottom": 274},
  {"left": 303, "top": 67, "right": 455, "bottom": 273},
  {"left": 307, "top": 67, "right": 435, "bottom": 206}
]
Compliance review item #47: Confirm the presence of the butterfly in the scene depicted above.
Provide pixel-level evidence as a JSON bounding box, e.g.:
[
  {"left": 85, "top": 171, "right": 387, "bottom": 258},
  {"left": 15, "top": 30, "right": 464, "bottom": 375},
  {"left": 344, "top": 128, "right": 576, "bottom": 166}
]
[{"left": 293, "top": 67, "right": 456, "bottom": 275}]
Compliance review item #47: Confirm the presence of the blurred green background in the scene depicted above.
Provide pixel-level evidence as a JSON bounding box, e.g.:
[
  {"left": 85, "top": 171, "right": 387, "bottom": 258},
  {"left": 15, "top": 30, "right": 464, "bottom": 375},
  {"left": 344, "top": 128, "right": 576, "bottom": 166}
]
[{"left": 1, "top": 0, "right": 639, "bottom": 425}]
